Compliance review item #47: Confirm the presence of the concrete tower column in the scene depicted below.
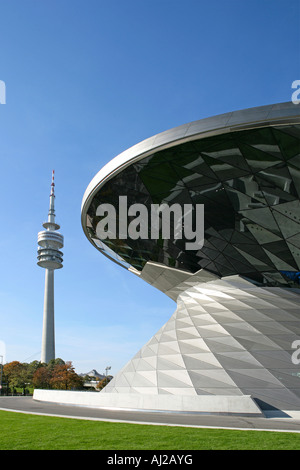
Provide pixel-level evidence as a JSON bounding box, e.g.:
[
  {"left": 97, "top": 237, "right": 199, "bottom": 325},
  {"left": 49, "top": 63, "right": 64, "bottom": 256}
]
[{"left": 41, "top": 269, "right": 55, "bottom": 363}]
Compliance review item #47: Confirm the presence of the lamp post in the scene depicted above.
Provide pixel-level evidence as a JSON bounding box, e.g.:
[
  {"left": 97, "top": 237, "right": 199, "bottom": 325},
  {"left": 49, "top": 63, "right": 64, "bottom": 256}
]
[
  {"left": 0, "top": 355, "right": 3, "bottom": 396},
  {"left": 105, "top": 366, "right": 111, "bottom": 386}
]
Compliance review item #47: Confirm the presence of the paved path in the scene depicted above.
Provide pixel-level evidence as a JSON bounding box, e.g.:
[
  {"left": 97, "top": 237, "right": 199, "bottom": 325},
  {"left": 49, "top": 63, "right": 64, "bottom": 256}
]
[{"left": 1, "top": 396, "right": 300, "bottom": 433}]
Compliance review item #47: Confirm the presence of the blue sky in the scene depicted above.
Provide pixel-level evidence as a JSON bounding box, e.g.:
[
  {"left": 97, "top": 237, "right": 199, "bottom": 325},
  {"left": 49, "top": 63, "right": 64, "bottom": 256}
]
[{"left": 0, "top": 0, "right": 299, "bottom": 375}]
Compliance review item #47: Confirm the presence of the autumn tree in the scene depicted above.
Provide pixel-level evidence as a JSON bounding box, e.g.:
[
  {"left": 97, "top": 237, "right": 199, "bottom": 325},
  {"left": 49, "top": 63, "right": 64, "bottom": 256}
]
[
  {"left": 49, "top": 361, "right": 84, "bottom": 390},
  {"left": 96, "top": 376, "right": 112, "bottom": 390},
  {"left": 2, "top": 359, "right": 83, "bottom": 392},
  {"left": 32, "top": 366, "right": 52, "bottom": 389}
]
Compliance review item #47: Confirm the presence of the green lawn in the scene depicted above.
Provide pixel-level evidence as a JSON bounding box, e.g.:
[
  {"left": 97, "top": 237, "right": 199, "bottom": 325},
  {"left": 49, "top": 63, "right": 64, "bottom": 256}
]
[{"left": 0, "top": 410, "right": 300, "bottom": 450}]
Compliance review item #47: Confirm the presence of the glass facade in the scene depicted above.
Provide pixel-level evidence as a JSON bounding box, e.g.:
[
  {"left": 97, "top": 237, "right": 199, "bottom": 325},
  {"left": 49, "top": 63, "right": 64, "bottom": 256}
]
[{"left": 85, "top": 124, "right": 300, "bottom": 288}]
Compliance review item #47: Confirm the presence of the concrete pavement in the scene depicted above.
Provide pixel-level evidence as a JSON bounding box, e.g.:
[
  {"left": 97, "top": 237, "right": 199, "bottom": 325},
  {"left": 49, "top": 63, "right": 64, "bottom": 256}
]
[{"left": 1, "top": 396, "right": 300, "bottom": 433}]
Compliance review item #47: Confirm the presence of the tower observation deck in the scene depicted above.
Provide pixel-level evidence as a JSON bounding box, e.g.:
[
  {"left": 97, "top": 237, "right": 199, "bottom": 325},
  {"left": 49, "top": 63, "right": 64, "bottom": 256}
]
[{"left": 37, "top": 171, "right": 64, "bottom": 363}]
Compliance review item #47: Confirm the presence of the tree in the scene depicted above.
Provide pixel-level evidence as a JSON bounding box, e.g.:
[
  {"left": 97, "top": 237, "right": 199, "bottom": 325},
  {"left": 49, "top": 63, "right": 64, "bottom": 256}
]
[
  {"left": 3, "top": 361, "right": 24, "bottom": 393},
  {"left": 96, "top": 376, "right": 112, "bottom": 390},
  {"left": 46, "top": 358, "right": 65, "bottom": 371},
  {"left": 3, "top": 361, "right": 40, "bottom": 394},
  {"left": 49, "top": 361, "right": 84, "bottom": 390},
  {"left": 27, "top": 360, "right": 43, "bottom": 377},
  {"left": 2, "top": 358, "right": 84, "bottom": 393},
  {"left": 32, "top": 367, "right": 52, "bottom": 389}
]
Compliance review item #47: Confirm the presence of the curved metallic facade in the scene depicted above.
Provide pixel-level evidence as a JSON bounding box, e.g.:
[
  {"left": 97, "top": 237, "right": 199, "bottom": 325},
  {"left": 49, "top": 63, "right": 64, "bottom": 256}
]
[
  {"left": 82, "top": 102, "right": 300, "bottom": 288},
  {"left": 81, "top": 103, "right": 300, "bottom": 413}
]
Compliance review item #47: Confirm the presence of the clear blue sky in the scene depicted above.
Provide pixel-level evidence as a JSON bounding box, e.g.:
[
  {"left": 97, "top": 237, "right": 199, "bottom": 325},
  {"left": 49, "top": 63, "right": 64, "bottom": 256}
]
[{"left": 0, "top": 0, "right": 299, "bottom": 374}]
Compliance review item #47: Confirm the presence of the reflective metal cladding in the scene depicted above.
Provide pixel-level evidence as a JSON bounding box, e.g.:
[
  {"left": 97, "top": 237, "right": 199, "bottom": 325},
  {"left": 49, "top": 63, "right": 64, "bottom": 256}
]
[
  {"left": 80, "top": 103, "right": 300, "bottom": 413},
  {"left": 82, "top": 102, "right": 300, "bottom": 289}
]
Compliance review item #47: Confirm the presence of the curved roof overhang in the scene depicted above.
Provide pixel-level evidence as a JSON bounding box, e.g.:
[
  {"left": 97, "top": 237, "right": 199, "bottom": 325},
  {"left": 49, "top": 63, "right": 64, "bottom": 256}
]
[
  {"left": 81, "top": 102, "right": 300, "bottom": 284},
  {"left": 82, "top": 102, "right": 300, "bottom": 217}
]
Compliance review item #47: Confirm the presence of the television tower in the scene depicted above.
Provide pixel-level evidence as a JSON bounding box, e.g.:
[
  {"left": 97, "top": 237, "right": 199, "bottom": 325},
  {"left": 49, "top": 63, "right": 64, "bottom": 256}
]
[{"left": 37, "top": 171, "right": 64, "bottom": 363}]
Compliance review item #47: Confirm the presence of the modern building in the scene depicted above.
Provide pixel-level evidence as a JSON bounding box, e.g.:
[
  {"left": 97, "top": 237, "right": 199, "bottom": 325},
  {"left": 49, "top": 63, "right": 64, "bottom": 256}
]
[
  {"left": 37, "top": 171, "right": 64, "bottom": 363},
  {"left": 80, "top": 369, "right": 105, "bottom": 380},
  {"left": 80, "top": 102, "right": 300, "bottom": 415}
]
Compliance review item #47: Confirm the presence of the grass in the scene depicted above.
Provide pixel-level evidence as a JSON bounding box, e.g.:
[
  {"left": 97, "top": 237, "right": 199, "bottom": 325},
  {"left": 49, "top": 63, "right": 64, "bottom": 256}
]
[{"left": 0, "top": 410, "right": 300, "bottom": 450}]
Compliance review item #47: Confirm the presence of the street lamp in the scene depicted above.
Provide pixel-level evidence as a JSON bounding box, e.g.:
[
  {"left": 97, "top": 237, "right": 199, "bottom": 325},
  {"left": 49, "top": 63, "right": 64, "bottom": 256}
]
[
  {"left": 0, "top": 356, "right": 3, "bottom": 396},
  {"left": 105, "top": 366, "right": 111, "bottom": 386}
]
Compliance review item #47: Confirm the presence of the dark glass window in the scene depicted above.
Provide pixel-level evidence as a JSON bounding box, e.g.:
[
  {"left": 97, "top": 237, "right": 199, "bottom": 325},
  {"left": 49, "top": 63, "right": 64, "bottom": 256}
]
[{"left": 86, "top": 125, "right": 300, "bottom": 287}]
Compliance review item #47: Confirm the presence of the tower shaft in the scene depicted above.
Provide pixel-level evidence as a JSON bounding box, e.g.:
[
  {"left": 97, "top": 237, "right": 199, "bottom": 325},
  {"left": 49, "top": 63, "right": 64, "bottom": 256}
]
[{"left": 41, "top": 269, "right": 55, "bottom": 363}]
